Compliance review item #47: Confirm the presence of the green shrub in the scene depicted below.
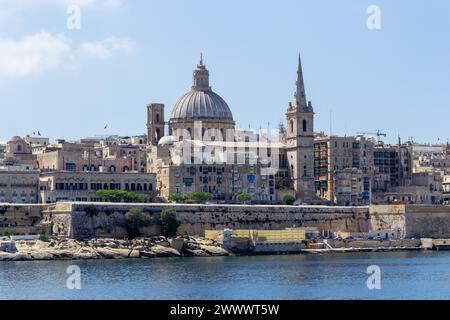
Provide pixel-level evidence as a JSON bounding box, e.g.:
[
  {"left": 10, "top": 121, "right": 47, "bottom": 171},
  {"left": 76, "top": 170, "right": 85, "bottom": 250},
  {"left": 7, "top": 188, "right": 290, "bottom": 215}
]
[
  {"left": 39, "top": 234, "right": 50, "bottom": 242},
  {"left": 97, "top": 190, "right": 146, "bottom": 203},
  {"left": 168, "top": 194, "right": 190, "bottom": 203},
  {"left": 283, "top": 195, "right": 296, "bottom": 206},
  {"left": 159, "top": 209, "right": 180, "bottom": 238},
  {"left": 2, "top": 228, "right": 15, "bottom": 237},
  {"left": 236, "top": 193, "right": 252, "bottom": 203},
  {"left": 125, "top": 209, "right": 152, "bottom": 239},
  {"left": 189, "top": 192, "right": 212, "bottom": 204}
]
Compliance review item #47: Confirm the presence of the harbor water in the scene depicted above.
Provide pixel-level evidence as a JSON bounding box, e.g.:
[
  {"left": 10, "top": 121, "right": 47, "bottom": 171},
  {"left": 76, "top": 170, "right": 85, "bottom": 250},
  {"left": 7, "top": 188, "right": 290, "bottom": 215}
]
[{"left": 1, "top": 251, "right": 450, "bottom": 300}]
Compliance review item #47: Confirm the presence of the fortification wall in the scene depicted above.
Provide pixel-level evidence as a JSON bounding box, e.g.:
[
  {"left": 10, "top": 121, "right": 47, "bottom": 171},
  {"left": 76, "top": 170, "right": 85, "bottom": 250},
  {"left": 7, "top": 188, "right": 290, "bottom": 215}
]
[
  {"left": 49, "top": 203, "right": 372, "bottom": 239},
  {"left": 2, "top": 202, "right": 450, "bottom": 240},
  {"left": 0, "top": 204, "right": 51, "bottom": 236},
  {"left": 404, "top": 205, "right": 450, "bottom": 238}
]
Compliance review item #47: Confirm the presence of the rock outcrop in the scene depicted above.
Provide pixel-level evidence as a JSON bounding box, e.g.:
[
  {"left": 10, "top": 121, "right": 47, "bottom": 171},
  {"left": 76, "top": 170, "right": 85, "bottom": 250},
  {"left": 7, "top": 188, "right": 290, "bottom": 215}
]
[{"left": 0, "top": 236, "right": 229, "bottom": 261}]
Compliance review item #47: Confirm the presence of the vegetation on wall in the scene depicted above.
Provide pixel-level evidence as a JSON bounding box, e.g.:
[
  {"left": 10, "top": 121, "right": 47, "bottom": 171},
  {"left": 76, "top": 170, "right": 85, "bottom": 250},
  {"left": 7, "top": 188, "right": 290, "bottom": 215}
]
[
  {"left": 159, "top": 209, "right": 180, "bottom": 238},
  {"left": 124, "top": 208, "right": 152, "bottom": 239},
  {"left": 96, "top": 190, "right": 146, "bottom": 203},
  {"left": 168, "top": 192, "right": 213, "bottom": 204},
  {"left": 283, "top": 195, "right": 296, "bottom": 206},
  {"left": 1, "top": 228, "right": 16, "bottom": 237},
  {"left": 168, "top": 194, "right": 190, "bottom": 203},
  {"left": 236, "top": 193, "right": 252, "bottom": 203}
]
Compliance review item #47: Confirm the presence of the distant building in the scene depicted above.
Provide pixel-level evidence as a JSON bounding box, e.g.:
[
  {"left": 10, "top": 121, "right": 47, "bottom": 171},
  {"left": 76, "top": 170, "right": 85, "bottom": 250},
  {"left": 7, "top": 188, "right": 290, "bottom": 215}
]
[
  {"left": 2, "top": 136, "right": 36, "bottom": 167},
  {"left": 146, "top": 55, "right": 315, "bottom": 203},
  {"left": 334, "top": 168, "right": 371, "bottom": 206},
  {"left": 0, "top": 166, "right": 39, "bottom": 203},
  {"left": 39, "top": 171, "right": 156, "bottom": 203},
  {"left": 314, "top": 134, "right": 373, "bottom": 203},
  {"left": 35, "top": 139, "right": 145, "bottom": 173}
]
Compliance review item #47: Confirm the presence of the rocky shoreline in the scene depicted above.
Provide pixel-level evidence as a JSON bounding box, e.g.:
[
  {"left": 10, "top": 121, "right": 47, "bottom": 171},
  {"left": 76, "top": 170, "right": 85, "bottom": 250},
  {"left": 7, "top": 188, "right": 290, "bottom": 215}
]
[{"left": 0, "top": 236, "right": 230, "bottom": 261}]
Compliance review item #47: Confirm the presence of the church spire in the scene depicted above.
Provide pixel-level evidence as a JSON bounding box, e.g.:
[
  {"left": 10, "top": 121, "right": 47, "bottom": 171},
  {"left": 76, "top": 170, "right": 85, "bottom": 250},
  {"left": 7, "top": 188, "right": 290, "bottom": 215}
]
[{"left": 292, "top": 53, "right": 308, "bottom": 110}]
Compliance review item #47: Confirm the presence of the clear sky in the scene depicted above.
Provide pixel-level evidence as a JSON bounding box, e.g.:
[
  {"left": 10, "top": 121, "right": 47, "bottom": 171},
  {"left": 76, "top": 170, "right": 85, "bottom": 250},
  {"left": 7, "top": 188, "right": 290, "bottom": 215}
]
[{"left": 0, "top": 0, "right": 449, "bottom": 144}]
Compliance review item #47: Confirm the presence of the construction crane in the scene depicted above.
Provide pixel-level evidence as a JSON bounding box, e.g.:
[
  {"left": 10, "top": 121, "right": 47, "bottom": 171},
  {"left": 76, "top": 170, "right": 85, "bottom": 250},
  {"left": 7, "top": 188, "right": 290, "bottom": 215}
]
[{"left": 356, "top": 130, "right": 387, "bottom": 143}]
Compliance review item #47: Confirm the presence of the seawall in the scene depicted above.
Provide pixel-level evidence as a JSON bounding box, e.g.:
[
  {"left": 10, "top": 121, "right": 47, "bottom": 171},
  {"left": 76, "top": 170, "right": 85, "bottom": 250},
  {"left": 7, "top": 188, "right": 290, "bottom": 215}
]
[{"left": 1, "top": 202, "right": 450, "bottom": 239}]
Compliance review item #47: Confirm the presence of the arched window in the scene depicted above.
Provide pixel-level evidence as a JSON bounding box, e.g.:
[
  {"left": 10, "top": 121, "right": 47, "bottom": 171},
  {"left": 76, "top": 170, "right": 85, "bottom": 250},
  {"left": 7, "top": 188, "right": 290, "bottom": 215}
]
[
  {"left": 303, "top": 119, "right": 307, "bottom": 132},
  {"left": 290, "top": 120, "right": 294, "bottom": 134},
  {"left": 156, "top": 114, "right": 160, "bottom": 123}
]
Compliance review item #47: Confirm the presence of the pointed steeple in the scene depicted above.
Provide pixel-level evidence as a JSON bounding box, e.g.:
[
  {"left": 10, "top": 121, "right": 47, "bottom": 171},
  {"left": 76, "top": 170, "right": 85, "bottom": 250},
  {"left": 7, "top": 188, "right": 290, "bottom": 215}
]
[{"left": 292, "top": 53, "right": 308, "bottom": 110}]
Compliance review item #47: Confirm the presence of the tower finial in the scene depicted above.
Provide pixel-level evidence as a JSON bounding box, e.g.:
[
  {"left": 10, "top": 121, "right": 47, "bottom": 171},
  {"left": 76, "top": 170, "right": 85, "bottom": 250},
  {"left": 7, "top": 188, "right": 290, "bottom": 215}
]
[{"left": 200, "top": 52, "right": 204, "bottom": 66}]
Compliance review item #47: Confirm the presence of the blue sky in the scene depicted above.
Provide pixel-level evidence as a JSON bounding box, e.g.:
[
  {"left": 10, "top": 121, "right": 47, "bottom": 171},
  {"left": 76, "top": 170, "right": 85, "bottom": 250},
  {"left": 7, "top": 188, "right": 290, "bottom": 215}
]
[{"left": 0, "top": 0, "right": 449, "bottom": 144}]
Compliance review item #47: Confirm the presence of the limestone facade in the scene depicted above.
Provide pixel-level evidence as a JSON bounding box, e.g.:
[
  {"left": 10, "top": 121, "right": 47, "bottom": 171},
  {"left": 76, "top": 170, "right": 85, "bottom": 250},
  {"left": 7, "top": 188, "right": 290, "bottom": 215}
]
[
  {"left": 35, "top": 140, "right": 144, "bottom": 173},
  {"left": 39, "top": 171, "right": 157, "bottom": 203},
  {"left": 0, "top": 168, "right": 39, "bottom": 203},
  {"left": 314, "top": 134, "right": 374, "bottom": 202}
]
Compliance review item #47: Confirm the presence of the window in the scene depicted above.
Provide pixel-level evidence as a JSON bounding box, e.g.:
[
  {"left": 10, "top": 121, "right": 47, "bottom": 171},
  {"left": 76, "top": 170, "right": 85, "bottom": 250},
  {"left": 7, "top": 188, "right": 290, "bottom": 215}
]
[
  {"left": 66, "top": 163, "right": 76, "bottom": 172},
  {"left": 303, "top": 119, "right": 307, "bottom": 132},
  {"left": 290, "top": 120, "right": 294, "bottom": 134}
]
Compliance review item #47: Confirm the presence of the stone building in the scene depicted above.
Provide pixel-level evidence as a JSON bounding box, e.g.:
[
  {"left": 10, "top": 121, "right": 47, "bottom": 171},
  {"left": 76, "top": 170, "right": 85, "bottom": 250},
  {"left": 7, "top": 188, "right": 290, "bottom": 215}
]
[
  {"left": 148, "top": 137, "right": 282, "bottom": 202},
  {"left": 35, "top": 139, "right": 144, "bottom": 173},
  {"left": 0, "top": 166, "right": 39, "bottom": 203},
  {"left": 2, "top": 136, "right": 36, "bottom": 167},
  {"left": 39, "top": 171, "right": 156, "bottom": 203},
  {"left": 314, "top": 134, "right": 373, "bottom": 202},
  {"left": 146, "top": 55, "right": 316, "bottom": 203},
  {"left": 334, "top": 168, "right": 371, "bottom": 206}
]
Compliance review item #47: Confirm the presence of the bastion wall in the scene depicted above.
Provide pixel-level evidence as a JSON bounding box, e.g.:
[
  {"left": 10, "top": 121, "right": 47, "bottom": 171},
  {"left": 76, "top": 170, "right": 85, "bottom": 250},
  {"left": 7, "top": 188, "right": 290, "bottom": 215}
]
[{"left": 1, "top": 202, "right": 450, "bottom": 239}]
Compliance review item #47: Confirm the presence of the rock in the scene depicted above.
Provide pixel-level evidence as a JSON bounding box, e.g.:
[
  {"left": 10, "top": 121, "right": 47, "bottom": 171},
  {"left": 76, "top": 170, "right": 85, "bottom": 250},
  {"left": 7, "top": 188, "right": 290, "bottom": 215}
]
[
  {"left": 96, "top": 248, "right": 133, "bottom": 259},
  {"left": 185, "top": 249, "right": 210, "bottom": 257},
  {"left": 169, "top": 238, "right": 186, "bottom": 252},
  {"left": 51, "top": 251, "right": 75, "bottom": 260},
  {"left": 33, "top": 240, "right": 52, "bottom": 250},
  {"left": 0, "top": 252, "right": 16, "bottom": 261},
  {"left": 128, "top": 250, "right": 141, "bottom": 259},
  {"left": 195, "top": 238, "right": 216, "bottom": 246},
  {"left": 12, "top": 253, "right": 33, "bottom": 261},
  {"left": 199, "top": 245, "right": 229, "bottom": 256},
  {"left": 148, "top": 245, "right": 181, "bottom": 257},
  {"left": 29, "top": 252, "right": 54, "bottom": 260},
  {"left": 140, "top": 251, "right": 156, "bottom": 258}
]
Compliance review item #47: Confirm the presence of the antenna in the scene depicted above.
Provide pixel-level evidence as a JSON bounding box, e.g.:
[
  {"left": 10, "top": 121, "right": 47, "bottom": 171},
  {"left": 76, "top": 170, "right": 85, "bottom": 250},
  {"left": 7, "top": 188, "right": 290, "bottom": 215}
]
[{"left": 329, "top": 109, "right": 333, "bottom": 136}]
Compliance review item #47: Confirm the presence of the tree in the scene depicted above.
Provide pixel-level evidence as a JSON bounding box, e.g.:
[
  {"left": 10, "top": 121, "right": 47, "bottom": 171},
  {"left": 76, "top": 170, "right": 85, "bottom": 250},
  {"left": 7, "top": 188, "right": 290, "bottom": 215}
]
[
  {"left": 236, "top": 193, "right": 252, "bottom": 203},
  {"left": 168, "top": 194, "right": 189, "bottom": 203},
  {"left": 189, "top": 192, "right": 212, "bottom": 204},
  {"left": 159, "top": 209, "right": 180, "bottom": 238},
  {"left": 283, "top": 195, "right": 296, "bottom": 206},
  {"left": 96, "top": 190, "right": 146, "bottom": 203},
  {"left": 125, "top": 209, "right": 152, "bottom": 239}
]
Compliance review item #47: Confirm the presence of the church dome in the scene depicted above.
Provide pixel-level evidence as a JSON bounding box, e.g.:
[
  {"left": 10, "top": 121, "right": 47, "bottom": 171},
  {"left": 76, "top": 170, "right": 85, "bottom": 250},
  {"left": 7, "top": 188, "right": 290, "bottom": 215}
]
[
  {"left": 171, "top": 90, "right": 233, "bottom": 123},
  {"left": 169, "top": 56, "right": 235, "bottom": 125}
]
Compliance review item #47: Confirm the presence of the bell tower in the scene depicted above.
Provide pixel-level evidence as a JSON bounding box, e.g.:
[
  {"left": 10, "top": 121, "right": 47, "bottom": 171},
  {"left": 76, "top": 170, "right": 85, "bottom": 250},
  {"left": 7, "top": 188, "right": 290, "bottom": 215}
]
[
  {"left": 147, "top": 103, "right": 165, "bottom": 145},
  {"left": 286, "top": 54, "right": 315, "bottom": 201}
]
